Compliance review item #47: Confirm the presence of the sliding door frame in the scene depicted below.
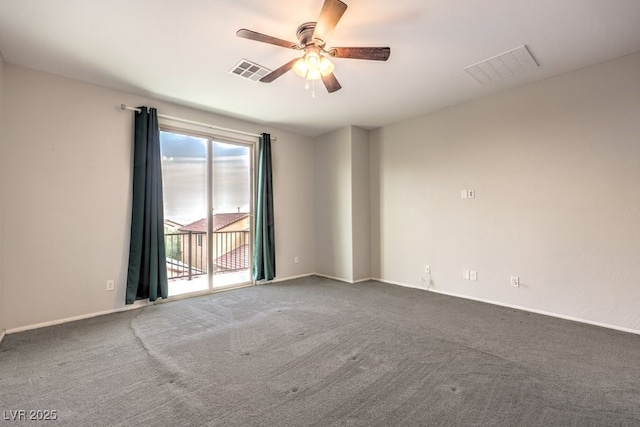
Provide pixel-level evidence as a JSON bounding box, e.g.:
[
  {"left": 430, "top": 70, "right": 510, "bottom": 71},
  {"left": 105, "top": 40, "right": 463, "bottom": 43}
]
[{"left": 159, "top": 121, "right": 257, "bottom": 298}]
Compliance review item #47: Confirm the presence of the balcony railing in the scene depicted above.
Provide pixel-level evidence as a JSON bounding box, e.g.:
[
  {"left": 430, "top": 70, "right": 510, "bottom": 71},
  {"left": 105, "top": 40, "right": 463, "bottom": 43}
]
[{"left": 164, "top": 230, "right": 249, "bottom": 280}]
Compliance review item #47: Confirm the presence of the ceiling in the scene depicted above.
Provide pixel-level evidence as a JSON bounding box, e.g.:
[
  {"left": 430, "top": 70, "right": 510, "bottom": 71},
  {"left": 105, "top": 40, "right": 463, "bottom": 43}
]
[{"left": 1, "top": 0, "right": 640, "bottom": 137}]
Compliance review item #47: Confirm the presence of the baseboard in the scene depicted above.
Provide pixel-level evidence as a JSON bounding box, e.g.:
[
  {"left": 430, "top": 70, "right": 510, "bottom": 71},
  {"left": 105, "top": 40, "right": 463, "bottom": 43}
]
[
  {"left": 374, "top": 277, "right": 429, "bottom": 291},
  {"left": 202, "top": 273, "right": 371, "bottom": 287},
  {"left": 268, "top": 273, "right": 316, "bottom": 284},
  {"left": 312, "top": 274, "right": 375, "bottom": 284},
  {"left": 5, "top": 299, "right": 152, "bottom": 335},
  {"left": 374, "top": 278, "right": 640, "bottom": 336},
  {"left": 353, "top": 277, "right": 375, "bottom": 284},
  {"left": 313, "top": 273, "right": 354, "bottom": 284},
  {"left": 0, "top": 329, "right": 5, "bottom": 345},
  {"left": 313, "top": 273, "right": 377, "bottom": 285}
]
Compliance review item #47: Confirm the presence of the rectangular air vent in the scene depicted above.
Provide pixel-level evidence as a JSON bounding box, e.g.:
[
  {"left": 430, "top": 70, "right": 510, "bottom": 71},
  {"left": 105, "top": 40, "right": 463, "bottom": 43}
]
[
  {"left": 463, "top": 45, "right": 538, "bottom": 85},
  {"left": 230, "top": 59, "right": 271, "bottom": 81}
]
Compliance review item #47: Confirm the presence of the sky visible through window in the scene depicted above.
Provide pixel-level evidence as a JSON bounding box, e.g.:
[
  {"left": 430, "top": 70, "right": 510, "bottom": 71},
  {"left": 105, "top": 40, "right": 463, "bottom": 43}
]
[{"left": 160, "top": 131, "right": 250, "bottom": 226}]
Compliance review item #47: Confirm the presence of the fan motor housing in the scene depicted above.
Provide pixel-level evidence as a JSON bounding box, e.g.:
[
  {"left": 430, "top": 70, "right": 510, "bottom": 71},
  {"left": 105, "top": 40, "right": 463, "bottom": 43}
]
[{"left": 296, "top": 22, "right": 319, "bottom": 47}]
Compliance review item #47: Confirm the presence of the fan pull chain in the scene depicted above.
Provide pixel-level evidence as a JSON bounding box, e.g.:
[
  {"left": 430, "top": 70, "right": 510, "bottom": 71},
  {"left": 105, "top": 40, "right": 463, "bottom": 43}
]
[{"left": 304, "top": 79, "right": 316, "bottom": 98}]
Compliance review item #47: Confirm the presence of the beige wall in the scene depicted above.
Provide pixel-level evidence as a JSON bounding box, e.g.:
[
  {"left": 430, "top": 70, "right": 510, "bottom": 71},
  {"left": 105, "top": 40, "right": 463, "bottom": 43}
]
[
  {"left": 3, "top": 52, "right": 640, "bottom": 334},
  {"left": 314, "top": 127, "right": 353, "bottom": 281},
  {"left": 371, "top": 52, "right": 640, "bottom": 332},
  {"left": 369, "top": 130, "right": 381, "bottom": 280},
  {"left": 272, "top": 122, "right": 316, "bottom": 279},
  {"left": 0, "top": 54, "right": 5, "bottom": 337},
  {"left": 2, "top": 64, "right": 315, "bottom": 331},
  {"left": 314, "top": 125, "right": 372, "bottom": 283},
  {"left": 351, "top": 126, "right": 371, "bottom": 282}
]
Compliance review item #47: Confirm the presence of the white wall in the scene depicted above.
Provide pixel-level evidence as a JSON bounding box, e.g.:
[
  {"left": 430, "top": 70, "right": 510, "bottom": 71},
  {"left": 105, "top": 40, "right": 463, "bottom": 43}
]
[
  {"left": 369, "top": 131, "right": 381, "bottom": 280},
  {"left": 4, "top": 52, "right": 639, "bottom": 334},
  {"left": 2, "top": 64, "right": 315, "bottom": 331},
  {"left": 371, "top": 52, "right": 640, "bottom": 332},
  {"left": 0, "top": 54, "right": 5, "bottom": 337},
  {"left": 314, "top": 126, "right": 372, "bottom": 283},
  {"left": 314, "top": 127, "right": 353, "bottom": 281},
  {"left": 351, "top": 126, "right": 371, "bottom": 282},
  {"left": 271, "top": 125, "right": 316, "bottom": 279}
]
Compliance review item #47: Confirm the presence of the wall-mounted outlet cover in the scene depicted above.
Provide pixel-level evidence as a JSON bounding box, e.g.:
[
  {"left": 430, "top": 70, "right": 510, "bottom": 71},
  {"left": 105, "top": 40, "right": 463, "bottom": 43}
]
[
  {"left": 470, "top": 271, "right": 478, "bottom": 281},
  {"left": 511, "top": 276, "right": 520, "bottom": 287},
  {"left": 463, "top": 270, "right": 470, "bottom": 280}
]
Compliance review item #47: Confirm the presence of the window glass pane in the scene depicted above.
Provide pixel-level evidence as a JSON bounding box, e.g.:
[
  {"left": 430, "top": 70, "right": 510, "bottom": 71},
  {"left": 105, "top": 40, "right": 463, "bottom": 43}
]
[
  {"left": 160, "top": 131, "right": 207, "bottom": 225},
  {"left": 212, "top": 141, "right": 250, "bottom": 214}
]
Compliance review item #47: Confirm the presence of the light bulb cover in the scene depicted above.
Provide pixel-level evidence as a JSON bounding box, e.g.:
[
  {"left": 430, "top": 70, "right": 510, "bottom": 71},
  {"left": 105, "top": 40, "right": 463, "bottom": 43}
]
[
  {"left": 306, "top": 51, "right": 320, "bottom": 66},
  {"left": 292, "top": 50, "right": 335, "bottom": 80},
  {"left": 318, "top": 56, "right": 335, "bottom": 76},
  {"left": 307, "top": 69, "right": 322, "bottom": 80},
  {"left": 292, "top": 58, "right": 308, "bottom": 78}
]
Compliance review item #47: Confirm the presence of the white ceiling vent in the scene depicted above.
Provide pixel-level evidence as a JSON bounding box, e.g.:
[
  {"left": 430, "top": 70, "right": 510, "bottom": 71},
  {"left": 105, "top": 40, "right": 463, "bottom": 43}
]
[
  {"left": 230, "top": 59, "right": 271, "bottom": 81},
  {"left": 463, "top": 45, "right": 539, "bottom": 85}
]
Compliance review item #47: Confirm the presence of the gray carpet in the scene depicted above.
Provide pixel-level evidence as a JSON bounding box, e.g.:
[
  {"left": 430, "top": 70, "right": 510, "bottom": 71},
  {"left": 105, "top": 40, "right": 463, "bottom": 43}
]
[{"left": 1, "top": 276, "right": 639, "bottom": 426}]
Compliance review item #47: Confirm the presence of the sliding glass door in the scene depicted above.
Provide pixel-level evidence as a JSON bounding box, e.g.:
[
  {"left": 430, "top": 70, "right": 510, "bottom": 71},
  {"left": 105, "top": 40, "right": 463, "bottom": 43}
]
[
  {"left": 209, "top": 141, "right": 252, "bottom": 287},
  {"left": 160, "top": 129, "right": 253, "bottom": 297}
]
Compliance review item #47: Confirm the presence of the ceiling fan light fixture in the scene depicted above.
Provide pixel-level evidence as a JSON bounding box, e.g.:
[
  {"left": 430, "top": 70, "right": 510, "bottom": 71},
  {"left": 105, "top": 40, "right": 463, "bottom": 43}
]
[
  {"left": 236, "top": 0, "right": 389, "bottom": 93},
  {"left": 318, "top": 56, "right": 335, "bottom": 76},
  {"left": 307, "top": 69, "right": 322, "bottom": 80},
  {"left": 292, "top": 57, "right": 309, "bottom": 78},
  {"left": 293, "top": 51, "right": 335, "bottom": 80},
  {"left": 306, "top": 51, "right": 320, "bottom": 66}
]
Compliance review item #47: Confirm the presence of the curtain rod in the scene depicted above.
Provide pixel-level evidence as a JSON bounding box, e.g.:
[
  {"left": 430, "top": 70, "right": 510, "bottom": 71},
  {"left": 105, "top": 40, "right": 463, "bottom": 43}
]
[{"left": 120, "top": 104, "right": 275, "bottom": 141}]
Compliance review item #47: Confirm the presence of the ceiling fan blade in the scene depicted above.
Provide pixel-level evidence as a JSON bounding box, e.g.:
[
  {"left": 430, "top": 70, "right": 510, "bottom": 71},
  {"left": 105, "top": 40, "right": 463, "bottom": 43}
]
[
  {"left": 330, "top": 47, "right": 391, "bottom": 61},
  {"left": 321, "top": 73, "right": 342, "bottom": 93},
  {"left": 260, "top": 58, "right": 300, "bottom": 83},
  {"left": 236, "top": 29, "right": 298, "bottom": 49},
  {"left": 312, "top": 0, "right": 347, "bottom": 45}
]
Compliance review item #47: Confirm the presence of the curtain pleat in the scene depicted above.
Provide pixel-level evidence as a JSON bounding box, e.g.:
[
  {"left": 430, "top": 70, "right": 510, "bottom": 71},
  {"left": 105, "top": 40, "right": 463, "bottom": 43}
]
[
  {"left": 253, "top": 133, "right": 276, "bottom": 281},
  {"left": 126, "top": 107, "right": 168, "bottom": 303}
]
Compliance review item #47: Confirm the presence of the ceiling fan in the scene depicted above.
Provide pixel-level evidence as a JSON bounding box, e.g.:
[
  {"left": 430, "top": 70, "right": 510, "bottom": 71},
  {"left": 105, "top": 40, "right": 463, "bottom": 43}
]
[{"left": 236, "top": 0, "right": 390, "bottom": 93}]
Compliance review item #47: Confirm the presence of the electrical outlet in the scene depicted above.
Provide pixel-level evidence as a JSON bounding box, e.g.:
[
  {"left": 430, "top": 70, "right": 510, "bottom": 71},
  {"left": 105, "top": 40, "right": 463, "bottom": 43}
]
[
  {"left": 424, "top": 265, "right": 430, "bottom": 274},
  {"left": 470, "top": 271, "right": 478, "bottom": 281},
  {"left": 511, "top": 276, "right": 520, "bottom": 287},
  {"left": 463, "top": 270, "right": 470, "bottom": 280},
  {"left": 106, "top": 280, "right": 115, "bottom": 291},
  {"left": 468, "top": 189, "right": 476, "bottom": 199},
  {"left": 294, "top": 256, "right": 299, "bottom": 264},
  {"left": 461, "top": 190, "right": 468, "bottom": 199}
]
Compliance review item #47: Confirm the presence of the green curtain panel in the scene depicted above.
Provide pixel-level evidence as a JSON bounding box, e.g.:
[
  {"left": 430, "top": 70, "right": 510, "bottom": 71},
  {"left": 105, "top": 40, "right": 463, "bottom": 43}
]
[
  {"left": 253, "top": 133, "right": 276, "bottom": 281},
  {"left": 125, "top": 107, "right": 168, "bottom": 304}
]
